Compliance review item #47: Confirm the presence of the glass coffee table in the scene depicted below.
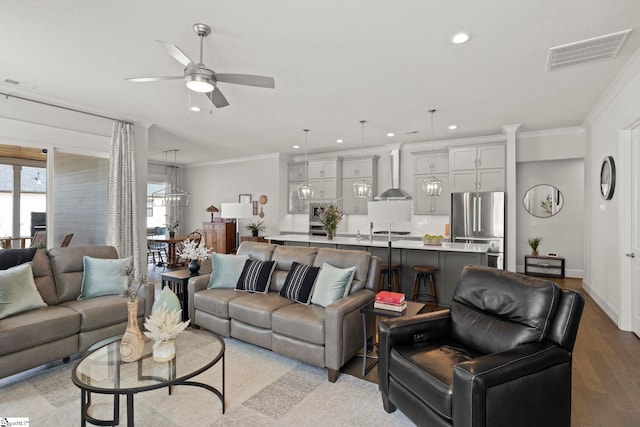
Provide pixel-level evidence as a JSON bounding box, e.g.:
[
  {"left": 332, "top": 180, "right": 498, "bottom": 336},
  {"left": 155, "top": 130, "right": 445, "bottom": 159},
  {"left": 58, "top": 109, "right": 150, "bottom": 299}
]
[{"left": 72, "top": 329, "right": 224, "bottom": 426}]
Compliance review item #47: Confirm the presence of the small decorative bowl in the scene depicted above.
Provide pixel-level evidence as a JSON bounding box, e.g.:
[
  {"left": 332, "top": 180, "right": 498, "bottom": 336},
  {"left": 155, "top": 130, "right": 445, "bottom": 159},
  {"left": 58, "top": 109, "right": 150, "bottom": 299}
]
[{"left": 423, "top": 237, "right": 443, "bottom": 246}]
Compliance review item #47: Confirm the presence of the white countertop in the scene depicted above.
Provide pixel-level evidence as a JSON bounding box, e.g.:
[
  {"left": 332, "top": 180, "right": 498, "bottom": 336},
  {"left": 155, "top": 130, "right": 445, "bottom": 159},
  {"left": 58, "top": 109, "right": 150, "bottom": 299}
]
[{"left": 265, "top": 234, "right": 490, "bottom": 253}]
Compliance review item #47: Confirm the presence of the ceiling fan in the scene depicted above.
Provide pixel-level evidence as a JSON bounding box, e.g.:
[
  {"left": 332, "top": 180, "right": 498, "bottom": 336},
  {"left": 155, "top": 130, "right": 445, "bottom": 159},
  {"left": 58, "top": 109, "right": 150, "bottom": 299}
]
[{"left": 125, "top": 23, "right": 275, "bottom": 108}]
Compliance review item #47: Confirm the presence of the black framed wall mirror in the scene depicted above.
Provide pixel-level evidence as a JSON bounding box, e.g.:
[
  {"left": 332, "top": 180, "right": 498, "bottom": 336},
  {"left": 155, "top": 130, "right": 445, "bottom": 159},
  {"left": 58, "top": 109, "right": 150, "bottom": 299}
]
[{"left": 523, "top": 184, "right": 564, "bottom": 218}]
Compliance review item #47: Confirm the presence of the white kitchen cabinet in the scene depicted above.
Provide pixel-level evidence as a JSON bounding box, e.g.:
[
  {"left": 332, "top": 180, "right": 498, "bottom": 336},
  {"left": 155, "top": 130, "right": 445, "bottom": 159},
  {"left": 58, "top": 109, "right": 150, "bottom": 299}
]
[
  {"left": 288, "top": 181, "right": 309, "bottom": 214},
  {"left": 341, "top": 156, "right": 378, "bottom": 214},
  {"left": 309, "top": 178, "right": 337, "bottom": 200},
  {"left": 288, "top": 162, "right": 307, "bottom": 181},
  {"left": 414, "top": 151, "right": 449, "bottom": 175},
  {"left": 342, "top": 178, "right": 370, "bottom": 214},
  {"left": 343, "top": 158, "right": 375, "bottom": 179},
  {"left": 414, "top": 174, "right": 450, "bottom": 215},
  {"left": 449, "top": 144, "right": 505, "bottom": 192},
  {"left": 309, "top": 160, "right": 338, "bottom": 179}
]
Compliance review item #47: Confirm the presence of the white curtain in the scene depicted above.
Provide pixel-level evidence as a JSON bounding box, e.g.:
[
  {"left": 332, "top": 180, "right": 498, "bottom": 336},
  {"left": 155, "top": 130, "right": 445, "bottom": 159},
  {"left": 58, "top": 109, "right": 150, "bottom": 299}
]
[{"left": 106, "top": 121, "right": 140, "bottom": 268}]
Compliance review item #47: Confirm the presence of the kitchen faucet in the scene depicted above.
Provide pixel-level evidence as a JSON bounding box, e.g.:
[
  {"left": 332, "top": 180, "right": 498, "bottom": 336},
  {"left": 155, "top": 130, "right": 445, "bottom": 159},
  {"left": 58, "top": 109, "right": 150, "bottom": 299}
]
[{"left": 369, "top": 221, "right": 374, "bottom": 242}]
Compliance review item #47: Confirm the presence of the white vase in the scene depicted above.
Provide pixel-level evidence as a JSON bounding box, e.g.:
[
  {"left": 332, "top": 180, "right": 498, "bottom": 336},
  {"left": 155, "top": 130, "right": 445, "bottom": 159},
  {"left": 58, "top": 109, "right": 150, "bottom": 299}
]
[{"left": 153, "top": 339, "right": 176, "bottom": 362}]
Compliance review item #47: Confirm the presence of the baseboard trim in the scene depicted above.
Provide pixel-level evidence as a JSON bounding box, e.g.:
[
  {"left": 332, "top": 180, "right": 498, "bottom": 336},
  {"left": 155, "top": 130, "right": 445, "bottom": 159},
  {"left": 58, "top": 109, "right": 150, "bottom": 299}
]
[{"left": 582, "top": 280, "right": 620, "bottom": 328}]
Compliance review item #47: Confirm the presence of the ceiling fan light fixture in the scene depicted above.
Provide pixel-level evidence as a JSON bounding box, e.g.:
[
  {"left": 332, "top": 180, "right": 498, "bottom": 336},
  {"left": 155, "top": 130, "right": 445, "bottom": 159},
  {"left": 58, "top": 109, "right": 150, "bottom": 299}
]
[{"left": 186, "top": 77, "right": 214, "bottom": 93}]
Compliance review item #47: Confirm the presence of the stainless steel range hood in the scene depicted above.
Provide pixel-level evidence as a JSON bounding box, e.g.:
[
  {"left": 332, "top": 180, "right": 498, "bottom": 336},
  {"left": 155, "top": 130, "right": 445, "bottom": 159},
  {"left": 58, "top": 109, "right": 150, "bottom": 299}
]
[{"left": 375, "top": 146, "right": 412, "bottom": 200}]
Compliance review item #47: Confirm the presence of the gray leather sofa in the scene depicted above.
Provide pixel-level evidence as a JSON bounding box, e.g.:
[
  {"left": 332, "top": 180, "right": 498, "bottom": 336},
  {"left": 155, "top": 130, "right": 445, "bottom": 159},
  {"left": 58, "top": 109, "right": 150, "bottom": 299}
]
[
  {"left": 0, "top": 246, "right": 154, "bottom": 379},
  {"left": 188, "top": 241, "right": 381, "bottom": 382}
]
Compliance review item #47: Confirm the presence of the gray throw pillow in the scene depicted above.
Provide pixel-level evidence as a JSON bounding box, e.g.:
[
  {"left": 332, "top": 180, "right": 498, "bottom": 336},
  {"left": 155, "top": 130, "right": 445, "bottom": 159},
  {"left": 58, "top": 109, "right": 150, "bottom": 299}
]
[{"left": 0, "top": 262, "right": 47, "bottom": 319}]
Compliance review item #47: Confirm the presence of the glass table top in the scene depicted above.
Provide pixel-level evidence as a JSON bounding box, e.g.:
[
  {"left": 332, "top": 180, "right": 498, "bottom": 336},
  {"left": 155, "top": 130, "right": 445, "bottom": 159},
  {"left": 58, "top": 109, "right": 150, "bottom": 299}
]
[{"left": 72, "top": 329, "right": 224, "bottom": 393}]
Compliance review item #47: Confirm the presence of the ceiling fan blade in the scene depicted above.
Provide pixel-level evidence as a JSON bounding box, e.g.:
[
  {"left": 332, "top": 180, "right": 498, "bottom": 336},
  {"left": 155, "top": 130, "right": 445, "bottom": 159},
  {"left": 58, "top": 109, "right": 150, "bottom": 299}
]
[
  {"left": 155, "top": 40, "right": 197, "bottom": 69},
  {"left": 206, "top": 87, "right": 230, "bottom": 108},
  {"left": 213, "top": 73, "right": 275, "bottom": 89},
  {"left": 125, "top": 76, "right": 184, "bottom": 82}
]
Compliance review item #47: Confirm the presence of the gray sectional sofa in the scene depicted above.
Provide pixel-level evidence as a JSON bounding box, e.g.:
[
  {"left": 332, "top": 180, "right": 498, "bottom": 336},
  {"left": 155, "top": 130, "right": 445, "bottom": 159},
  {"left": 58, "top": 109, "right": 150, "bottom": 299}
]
[
  {"left": 188, "top": 241, "right": 381, "bottom": 382},
  {"left": 0, "top": 246, "right": 154, "bottom": 379}
]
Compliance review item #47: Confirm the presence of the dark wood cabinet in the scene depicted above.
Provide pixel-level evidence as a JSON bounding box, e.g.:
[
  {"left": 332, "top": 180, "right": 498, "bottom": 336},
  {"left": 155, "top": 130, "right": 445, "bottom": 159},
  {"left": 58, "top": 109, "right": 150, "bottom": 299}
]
[{"left": 203, "top": 219, "right": 236, "bottom": 254}]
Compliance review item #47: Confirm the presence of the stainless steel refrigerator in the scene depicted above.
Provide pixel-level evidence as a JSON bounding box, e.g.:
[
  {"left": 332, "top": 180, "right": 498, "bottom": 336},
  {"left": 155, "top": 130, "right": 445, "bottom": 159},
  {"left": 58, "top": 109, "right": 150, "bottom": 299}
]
[{"left": 451, "top": 191, "right": 505, "bottom": 269}]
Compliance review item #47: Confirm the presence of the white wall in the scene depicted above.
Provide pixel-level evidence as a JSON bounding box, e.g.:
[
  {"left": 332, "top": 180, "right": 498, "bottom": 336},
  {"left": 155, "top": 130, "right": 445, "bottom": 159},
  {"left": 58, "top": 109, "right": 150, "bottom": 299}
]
[
  {"left": 583, "top": 50, "right": 640, "bottom": 326},
  {"left": 183, "top": 154, "right": 283, "bottom": 239},
  {"left": 516, "top": 159, "right": 584, "bottom": 277}
]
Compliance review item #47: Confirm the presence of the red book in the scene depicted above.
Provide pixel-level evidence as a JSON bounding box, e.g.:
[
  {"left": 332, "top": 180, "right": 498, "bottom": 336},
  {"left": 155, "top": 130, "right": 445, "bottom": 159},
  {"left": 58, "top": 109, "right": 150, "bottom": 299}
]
[{"left": 375, "top": 291, "right": 405, "bottom": 304}]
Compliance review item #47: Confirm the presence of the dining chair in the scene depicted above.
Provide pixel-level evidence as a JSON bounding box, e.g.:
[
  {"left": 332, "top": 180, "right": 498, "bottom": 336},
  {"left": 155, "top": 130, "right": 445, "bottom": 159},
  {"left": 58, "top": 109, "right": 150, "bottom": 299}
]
[
  {"left": 30, "top": 230, "right": 47, "bottom": 248},
  {"left": 60, "top": 233, "right": 74, "bottom": 247}
]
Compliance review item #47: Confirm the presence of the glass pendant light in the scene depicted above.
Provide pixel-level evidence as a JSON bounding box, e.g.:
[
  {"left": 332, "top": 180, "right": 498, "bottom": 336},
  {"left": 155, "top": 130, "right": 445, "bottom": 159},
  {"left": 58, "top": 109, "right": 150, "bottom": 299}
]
[
  {"left": 422, "top": 109, "right": 443, "bottom": 197},
  {"left": 353, "top": 120, "right": 373, "bottom": 198},
  {"left": 297, "top": 129, "right": 314, "bottom": 198},
  {"left": 152, "top": 149, "right": 190, "bottom": 207}
]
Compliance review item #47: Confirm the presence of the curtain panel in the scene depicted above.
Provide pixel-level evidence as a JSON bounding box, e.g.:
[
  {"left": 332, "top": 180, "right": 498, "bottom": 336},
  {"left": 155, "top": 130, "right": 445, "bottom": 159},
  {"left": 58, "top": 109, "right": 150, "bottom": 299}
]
[{"left": 106, "top": 121, "right": 140, "bottom": 269}]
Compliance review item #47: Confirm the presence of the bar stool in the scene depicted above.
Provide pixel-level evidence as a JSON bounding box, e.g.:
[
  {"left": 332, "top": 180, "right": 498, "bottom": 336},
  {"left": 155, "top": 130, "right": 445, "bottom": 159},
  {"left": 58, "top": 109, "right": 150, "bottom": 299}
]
[
  {"left": 412, "top": 265, "right": 438, "bottom": 310},
  {"left": 380, "top": 263, "right": 401, "bottom": 292}
]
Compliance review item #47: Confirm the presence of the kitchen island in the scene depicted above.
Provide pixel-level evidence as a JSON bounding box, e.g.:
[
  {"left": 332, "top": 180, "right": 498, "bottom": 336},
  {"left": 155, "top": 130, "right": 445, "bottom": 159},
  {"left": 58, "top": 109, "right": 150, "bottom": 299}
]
[{"left": 266, "top": 234, "right": 489, "bottom": 306}]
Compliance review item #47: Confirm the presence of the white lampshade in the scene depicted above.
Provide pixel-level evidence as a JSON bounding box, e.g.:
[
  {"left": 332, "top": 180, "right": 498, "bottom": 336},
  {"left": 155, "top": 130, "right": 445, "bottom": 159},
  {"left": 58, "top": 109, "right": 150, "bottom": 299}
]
[
  {"left": 220, "top": 202, "right": 253, "bottom": 219},
  {"left": 367, "top": 200, "right": 412, "bottom": 223}
]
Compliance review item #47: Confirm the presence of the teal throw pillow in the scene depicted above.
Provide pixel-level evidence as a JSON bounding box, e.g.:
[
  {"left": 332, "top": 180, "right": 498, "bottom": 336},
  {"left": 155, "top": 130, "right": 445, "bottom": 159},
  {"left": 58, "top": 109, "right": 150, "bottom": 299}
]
[
  {"left": 0, "top": 262, "right": 47, "bottom": 320},
  {"left": 208, "top": 253, "right": 250, "bottom": 289},
  {"left": 310, "top": 263, "right": 356, "bottom": 307},
  {"left": 78, "top": 256, "right": 133, "bottom": 300},
  {"left": 152, "top": 287, "right": 182, "bottom": 314}
]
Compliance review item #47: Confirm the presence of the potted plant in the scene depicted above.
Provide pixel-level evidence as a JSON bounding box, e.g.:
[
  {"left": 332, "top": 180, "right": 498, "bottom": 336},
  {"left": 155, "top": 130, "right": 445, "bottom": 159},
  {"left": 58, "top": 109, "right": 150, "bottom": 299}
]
[
  {"left": 528, "top": 237, "right": 542, "bottom": 256},
  {"left": 177, "top": 239, "right": 209, "bottom": 274},
  {"left": 165, "top": 217, "right": 179, "bottom": 238},
  {"left": 245, "top": 221, "right": 266, "bottom": 237},
  {"left": 319, "top": 204, "right": 344, "bottom": 240}
]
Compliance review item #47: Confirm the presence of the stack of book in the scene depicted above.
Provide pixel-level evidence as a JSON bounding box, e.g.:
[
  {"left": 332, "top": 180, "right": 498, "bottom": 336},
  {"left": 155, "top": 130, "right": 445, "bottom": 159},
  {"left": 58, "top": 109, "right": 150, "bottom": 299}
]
[{"left": 374, "top": 291, "right": 407, "bottom": 312}]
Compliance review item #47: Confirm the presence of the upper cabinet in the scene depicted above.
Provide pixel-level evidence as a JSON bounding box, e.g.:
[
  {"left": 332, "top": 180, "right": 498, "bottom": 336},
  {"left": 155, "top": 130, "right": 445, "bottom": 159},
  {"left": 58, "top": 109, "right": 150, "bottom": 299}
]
[
  {"left": 413, "top": 151, "right": 450, "bottom": 215},
  {"left": 449, "top": 144, "right": 505, "bottom": 192},
  {"left": 342, "top": 157, "right": 379, "bottom": 214},
  {"left": 287, "top": 162, "right": 310, "bottom": 214},
  {"left": 308, "top": 158, "right": 343, "bottom": 201}
]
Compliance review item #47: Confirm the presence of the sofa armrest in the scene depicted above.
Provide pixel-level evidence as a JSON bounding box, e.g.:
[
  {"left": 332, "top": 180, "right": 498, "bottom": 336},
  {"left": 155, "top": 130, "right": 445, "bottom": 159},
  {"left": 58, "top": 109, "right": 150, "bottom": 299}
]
[
  {"left": 452, "top": 341, "right": 572, "bottom": 427},
  {"left": 378, "top": 310, "right": 451, "bottom": 394},
  {"left": 139, "top": 282, "right": 155, "bottom": 317},
  {"left": 187, "top": 274, "right": 211, "bottom": 322},
  {"left": 324, "top": 289, "right": 375, "bottom": 370}
]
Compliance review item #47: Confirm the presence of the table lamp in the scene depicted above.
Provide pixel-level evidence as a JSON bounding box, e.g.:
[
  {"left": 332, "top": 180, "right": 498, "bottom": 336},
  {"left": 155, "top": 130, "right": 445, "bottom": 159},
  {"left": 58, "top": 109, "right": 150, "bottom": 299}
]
[
  {"left": 221, "top": 202, "right": 254, "bottom": 250},
  {"left": 368, "top": 200, "right": 412, "bottom": 291},
  {"left": 206, "top": 205, "right": 219, "bottom": 222}
]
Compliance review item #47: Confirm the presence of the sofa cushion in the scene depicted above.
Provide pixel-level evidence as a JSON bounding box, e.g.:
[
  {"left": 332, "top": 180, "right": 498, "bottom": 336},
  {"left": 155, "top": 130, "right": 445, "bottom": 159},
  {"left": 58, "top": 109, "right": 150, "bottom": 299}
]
[
  {"left": 228, "top": 292, "right": 292, "bottom": 329},
  {"left": 310, "top": 263, "right": 356, "bottom": 307},
  {"left": 270, "top": 246, "right": 319, "bottom": 292},
  {"left": 78, "top": 256, "right": 132, "bottom": 300},
  {"left": 0, "top": 247, "right": 37, "bottom": 270},
  {"left": 237, "top": 241, "right": 277, "bottom": 261},
  {"left": 451, "top": 265, "right": 561, "bottom": 354},
  {"left": 31, "top": 249, "right": 58, "bottom": 306},
  {"left": 208, "top": 253, "right": 250, "bottom": 289},
  {"left": 0, "top": 305, "right": 79, "bottom": 356},
  {"left": 279, "top": 262, "right": 320, "bottom": 304},
  {"left": 0, "top": 263, "right": 47, "bottom": 320},
  {"left": 49, "top": 246, "right": 119, "bottom": 303},
  {"left": 236, "top": 260, "right": 277, "bottom": 293},
  {"left": 313, "top": 248, "right": 370, "bottom": 293},
  {"left": 194, "top": 288, "right": 242, "bottom": 319},
  {"left": 272, "top": 303, "right": 326, "bottom": 345},
  {"left": 390, "top": 341, "right": 481, "bottom": 421},
  {"left": 62, "top": 295, "right": 143, "bottom": 332}
]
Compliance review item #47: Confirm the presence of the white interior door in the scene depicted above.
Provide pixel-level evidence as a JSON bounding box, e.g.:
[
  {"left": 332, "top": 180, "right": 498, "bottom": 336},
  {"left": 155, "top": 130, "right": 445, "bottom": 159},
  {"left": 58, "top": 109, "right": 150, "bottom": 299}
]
[{"left": 631, "top": 127, "right": 640, "bottom": 338}]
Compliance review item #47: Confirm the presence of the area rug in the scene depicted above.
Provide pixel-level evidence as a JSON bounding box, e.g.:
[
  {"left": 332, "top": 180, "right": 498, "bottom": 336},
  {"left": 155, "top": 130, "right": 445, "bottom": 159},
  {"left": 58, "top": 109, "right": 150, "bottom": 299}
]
[{"left": 0, "top": 334, "right": 414, "bottom": 426}]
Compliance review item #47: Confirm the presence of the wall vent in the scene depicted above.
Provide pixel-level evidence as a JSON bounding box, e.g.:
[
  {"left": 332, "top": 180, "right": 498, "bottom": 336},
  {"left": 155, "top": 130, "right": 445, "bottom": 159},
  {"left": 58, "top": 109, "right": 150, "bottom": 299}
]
[{"left": 546, "top": 29, "right": 632, "bottom": 71}]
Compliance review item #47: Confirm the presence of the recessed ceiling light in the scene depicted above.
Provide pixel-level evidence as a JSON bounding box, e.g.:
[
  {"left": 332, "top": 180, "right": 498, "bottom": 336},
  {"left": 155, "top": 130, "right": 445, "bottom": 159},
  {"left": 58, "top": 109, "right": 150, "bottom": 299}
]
[
  {"left": 448, "top": 125, "right": 458, "bottom": 130},
  {"left": 293, "top": 145, "right": 300, "bottom": 149},
  {"left": 336, "top": 139, "right": 344, "bottom": 143},
  {"left": 451, "top": 33, "right": 470, "bottom": 44},
  {"left": 387, "top": 133, "right": 395, "bottom": 137},
  {"left": 190, "top": 106, "right": 201, "bottom": 112}
]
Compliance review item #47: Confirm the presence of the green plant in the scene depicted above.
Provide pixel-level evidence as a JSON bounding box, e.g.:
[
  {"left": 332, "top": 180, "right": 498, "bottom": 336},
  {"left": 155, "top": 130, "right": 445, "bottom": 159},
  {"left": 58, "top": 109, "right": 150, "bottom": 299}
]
[
  {"left": 528, "top": 237, "right": 542, "bottom": 251},
  {"left": 245, "top": 221, "right": 266, "bottom": 232},
  {"left": 319, "top": 204, "right": 344, "bottom": 232}
]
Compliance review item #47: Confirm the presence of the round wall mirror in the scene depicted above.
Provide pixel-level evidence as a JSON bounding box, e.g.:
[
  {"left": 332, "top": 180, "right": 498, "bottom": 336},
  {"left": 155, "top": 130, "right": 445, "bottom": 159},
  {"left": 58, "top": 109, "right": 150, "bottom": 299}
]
[{"left": 523, "top": 184, "right": 564, "bottom": 218}]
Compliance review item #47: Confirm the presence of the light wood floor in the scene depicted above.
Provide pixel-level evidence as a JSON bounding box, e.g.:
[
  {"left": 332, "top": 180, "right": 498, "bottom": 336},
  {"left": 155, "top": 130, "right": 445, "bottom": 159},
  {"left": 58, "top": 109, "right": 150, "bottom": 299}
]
[{"left": 147, "top": 263, "right": 640, "bottom": 427}]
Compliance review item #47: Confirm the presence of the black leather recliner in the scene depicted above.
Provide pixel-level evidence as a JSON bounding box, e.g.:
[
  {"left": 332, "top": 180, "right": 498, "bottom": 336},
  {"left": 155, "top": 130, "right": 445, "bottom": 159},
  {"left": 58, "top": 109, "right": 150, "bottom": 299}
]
[{"left": 378, "top": 265, "right": 584, "bottom": 427}]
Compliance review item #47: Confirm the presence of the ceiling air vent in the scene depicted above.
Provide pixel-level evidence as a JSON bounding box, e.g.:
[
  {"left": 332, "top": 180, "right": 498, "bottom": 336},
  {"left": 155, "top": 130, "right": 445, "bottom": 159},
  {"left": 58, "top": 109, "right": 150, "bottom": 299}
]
[{"left": 546, "top": 29, "right": 632, "bottom": 71}]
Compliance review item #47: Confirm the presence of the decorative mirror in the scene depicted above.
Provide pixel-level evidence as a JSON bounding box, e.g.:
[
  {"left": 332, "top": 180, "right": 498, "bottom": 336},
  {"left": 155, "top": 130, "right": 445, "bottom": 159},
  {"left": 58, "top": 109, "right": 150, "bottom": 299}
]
[
  {"left": 523, "top": 184, "right": 564, "bottom": 218},
  {"left": 600, "top": 156, "right": 616, "bottom": 200}
]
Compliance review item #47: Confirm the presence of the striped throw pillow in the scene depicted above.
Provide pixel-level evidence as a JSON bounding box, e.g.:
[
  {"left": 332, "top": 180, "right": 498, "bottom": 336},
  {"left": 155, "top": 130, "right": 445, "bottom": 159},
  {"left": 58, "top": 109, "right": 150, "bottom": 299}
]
[
  {"left": 235, "top": 259, "right": 277, "bottom": 293},
  {"left": 279, "top": 262, "right": 320, "bottom": 304}
]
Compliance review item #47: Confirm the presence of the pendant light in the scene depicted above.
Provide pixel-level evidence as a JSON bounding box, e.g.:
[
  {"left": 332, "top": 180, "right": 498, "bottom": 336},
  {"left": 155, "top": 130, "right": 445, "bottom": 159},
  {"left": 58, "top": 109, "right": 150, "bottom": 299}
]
[
  {"left": 297, "top": 129, "right": 314, "bottom": 199},
  {"left": 353, "top": 120, "right": 372, "bottom": 198},
  {"left": 152, "top": 149, "right": 190, "bottom": 207},
  {"left": 422, "top": 109, "right": 443, "bottom": 198}
]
